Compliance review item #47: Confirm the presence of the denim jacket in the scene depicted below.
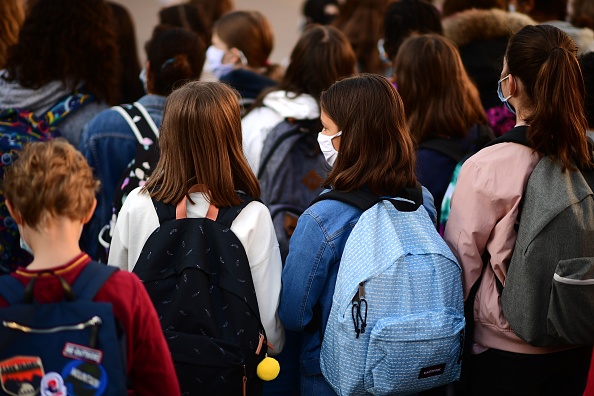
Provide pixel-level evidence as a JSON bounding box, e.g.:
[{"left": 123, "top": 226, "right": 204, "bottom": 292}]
[
  {"left": 278, "top": 187, "right": 436, "bottom": 376},
  {"left": 78, "top": 95, "right": 166, "bottom": 259}
]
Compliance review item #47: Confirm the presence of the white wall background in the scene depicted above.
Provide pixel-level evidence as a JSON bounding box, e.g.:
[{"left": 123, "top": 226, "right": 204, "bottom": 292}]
[{"left": 111, "top": 0, "right": 303, "bottom": 64}]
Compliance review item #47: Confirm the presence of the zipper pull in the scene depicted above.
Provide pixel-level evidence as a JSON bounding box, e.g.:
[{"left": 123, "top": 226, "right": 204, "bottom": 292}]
[
  {"left": 242, "top": 365, "right": 247, "bottom": 396},
  {"left": 88, "top": 316, "right": 102, "bottom": 348},
  {"left": 255, "top": 333, "right": 265, "bottom": 355}
]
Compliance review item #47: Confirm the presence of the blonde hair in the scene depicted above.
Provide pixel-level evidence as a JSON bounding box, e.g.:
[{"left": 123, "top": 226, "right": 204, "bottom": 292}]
[
  {"left": 143, "top": 81, "right": 260, "bottom": 206},
  {"left": 3, "top": 139, "right": 99, "bottom": 228}
]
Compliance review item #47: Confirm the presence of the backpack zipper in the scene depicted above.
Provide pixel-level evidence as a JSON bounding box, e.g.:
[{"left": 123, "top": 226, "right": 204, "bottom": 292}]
[{"left": 3, "top": 315, "right": 102, "bottom": 334}]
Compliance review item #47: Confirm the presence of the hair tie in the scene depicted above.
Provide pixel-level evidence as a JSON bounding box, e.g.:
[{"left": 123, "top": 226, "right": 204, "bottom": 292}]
[{"left": 161, "top": 57, "right": 176, "bottom": 71}]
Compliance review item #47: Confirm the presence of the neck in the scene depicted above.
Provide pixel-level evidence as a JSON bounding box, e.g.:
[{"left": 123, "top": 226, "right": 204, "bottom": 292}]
[{"left": 22, "top": 216, "right": 84, "bottom": 271}]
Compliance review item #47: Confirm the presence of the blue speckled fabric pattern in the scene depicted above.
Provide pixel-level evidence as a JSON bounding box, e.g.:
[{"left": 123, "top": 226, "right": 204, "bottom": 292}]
[{"left": 321, "top": 200, "right": 465, "bottom": 395}]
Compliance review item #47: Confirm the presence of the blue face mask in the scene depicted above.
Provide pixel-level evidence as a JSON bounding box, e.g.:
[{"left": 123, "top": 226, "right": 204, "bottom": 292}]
[{"left": 497, "top": 74, "right": 516, "bottom": 115}]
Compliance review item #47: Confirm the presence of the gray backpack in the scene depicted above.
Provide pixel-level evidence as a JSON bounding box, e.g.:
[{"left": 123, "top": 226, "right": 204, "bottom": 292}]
[
  {"left": 495, "top": 130, "right": 594, "bottom": 346},
  {"left": 258, "top": 118, "right": 327, "bottom": 261}
]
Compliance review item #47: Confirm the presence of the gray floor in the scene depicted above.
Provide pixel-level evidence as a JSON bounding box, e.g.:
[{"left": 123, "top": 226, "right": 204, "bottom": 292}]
[{"left": 114, "top": 0, "right": 302, "bottom": 64}]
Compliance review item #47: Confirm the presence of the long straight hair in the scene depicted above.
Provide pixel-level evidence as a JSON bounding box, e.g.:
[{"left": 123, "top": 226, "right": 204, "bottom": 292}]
[
  {"left": 506, "top": 25, "right": 591, "bottom": 170},
  {"left": 394, "top": 34, "right": 487, "bottom": 144},
  {"left": 143, "top": 81, "right": 260, "bottom": 206},
  {"left": 321, "top": 74, "right": 417, "bottom": 196}
]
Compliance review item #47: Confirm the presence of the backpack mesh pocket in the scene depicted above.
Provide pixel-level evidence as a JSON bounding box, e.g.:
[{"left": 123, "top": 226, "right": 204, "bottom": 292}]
[{"left": 547, "top": 257, "right": 594, "bottom": 345}]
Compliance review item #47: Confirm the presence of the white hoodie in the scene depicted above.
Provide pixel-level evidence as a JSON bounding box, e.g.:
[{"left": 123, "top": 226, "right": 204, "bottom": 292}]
[{"left": 242, "top": 90, "right": 320, "bottom": 174}]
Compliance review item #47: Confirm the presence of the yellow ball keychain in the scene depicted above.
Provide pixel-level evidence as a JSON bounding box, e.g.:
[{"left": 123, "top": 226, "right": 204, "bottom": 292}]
[{"left": 256, "top": 355, "right": 280, "bottom": 381}]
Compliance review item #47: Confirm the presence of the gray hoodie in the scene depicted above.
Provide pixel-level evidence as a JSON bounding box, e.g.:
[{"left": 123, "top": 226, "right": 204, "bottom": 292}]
[{"left": 0, "top": 73, "right": 107, "bottom": 147}]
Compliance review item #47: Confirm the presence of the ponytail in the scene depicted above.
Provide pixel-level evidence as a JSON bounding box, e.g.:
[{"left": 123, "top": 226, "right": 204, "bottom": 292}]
[
  {"left": 507, "top": 25, "right": 592, "bottom": 171},
  {"left": 527, "top": 47, "right": 590, "bottom": 170},
  {"left": 145, "top": 25, "right": 206, "bottom": 97}
]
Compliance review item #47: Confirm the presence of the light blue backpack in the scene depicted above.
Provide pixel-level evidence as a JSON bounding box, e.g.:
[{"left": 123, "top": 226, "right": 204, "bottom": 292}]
[{"left": 314, "top": 187, "right": 465, "bottom": 396}]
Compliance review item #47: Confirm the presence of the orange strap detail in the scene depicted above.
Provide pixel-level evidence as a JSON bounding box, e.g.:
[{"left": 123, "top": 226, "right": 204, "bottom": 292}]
[{"left": 175, "top": 184, "right": 219, "bottom": 221}]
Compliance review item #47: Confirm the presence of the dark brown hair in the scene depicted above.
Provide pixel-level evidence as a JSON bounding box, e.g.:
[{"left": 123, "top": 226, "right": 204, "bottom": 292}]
[
  {"left": 143, "top": 81, "right": 260, "bottom": 206},
  {"left": 394, "top": 34, "right": 487, "bottom": 144},
  {"left": 190, "top": 0, "right": 234, "bottom": 25},
  {"left": 4, "top": 139, "right": 99, "bottom": 228},
  {"left": 145, "top": 25, "right": 206, "bottom": 97},
  {"left": 506, "top": 24, "right": 591, "bottom": 170},
  {"left": 4, "top": 0, "right": 120, "bottom": 105},
  {"left": 251, "top": 24, "right": 356, "bottom": 110},
  {"left": 383, "top": 0, "right": 443, "bottom": 61},
  {"left": 159, "top": 3, "right": 211, "bottom": 47},
  {"left": 333, "top": 0, "right": 390, "bottom": 73},
  {"left": 321, "top": 73, "right": 417, "bottom": 195},
  {"left": 571, "top": 0, "right": 594, "bottom": 30},
  {"left": 109, "top": 2, "right": 143, "bottom": 103}
]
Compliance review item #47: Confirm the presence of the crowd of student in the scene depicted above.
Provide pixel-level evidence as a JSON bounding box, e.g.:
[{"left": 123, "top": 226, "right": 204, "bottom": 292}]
[{"left": 1, "top": 0, "right": 594, "bottom": 395}]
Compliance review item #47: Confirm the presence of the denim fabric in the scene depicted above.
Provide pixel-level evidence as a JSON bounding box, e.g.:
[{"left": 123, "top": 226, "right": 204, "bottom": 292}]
[
  {"left": 301, "top": 373, "right": 336, "bottom": 396},
  {"left": 278, "top": 187, "right": 436, "bottom": 377},
  {"left": 79, "top": 95, "right": 165, "bottom": 258}
]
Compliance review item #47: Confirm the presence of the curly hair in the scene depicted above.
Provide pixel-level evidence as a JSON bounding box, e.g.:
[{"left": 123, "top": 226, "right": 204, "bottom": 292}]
[
  {"left": 3, "top": 0, "right": 120, "bottom": 105},
  {"left": 4, "top": 139, "right": 100, "bottom": 229}
]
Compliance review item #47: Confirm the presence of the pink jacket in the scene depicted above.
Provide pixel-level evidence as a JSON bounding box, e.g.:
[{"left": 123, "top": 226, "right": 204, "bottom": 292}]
[{"left": 444, "top": 141, "right": 570, "bottom": 354}]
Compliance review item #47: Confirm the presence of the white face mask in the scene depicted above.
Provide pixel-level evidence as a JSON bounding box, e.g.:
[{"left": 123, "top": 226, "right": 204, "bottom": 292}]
[
  {"left": 317, "top": 131, "right": 342, "bottom": 167},
  {"left": 204, "top": 46, "right": 235, "bottom": 79}
]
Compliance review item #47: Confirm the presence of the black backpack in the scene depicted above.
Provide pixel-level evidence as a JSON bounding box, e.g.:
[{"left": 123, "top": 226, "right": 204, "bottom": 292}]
[
  {"left": 96, "top": 102, "right": 160, "bottom": 262},
  {"left": 258, "top": 118, "right": 326, "bottom": 261},
  {"left": 132, "top": 193, "right": 267, "bottom": 395}
]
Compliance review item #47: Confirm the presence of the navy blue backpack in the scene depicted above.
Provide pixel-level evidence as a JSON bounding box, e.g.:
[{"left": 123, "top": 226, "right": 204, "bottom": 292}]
[{"left": 0, "top": 262, "right": 127, "bottom": 396}]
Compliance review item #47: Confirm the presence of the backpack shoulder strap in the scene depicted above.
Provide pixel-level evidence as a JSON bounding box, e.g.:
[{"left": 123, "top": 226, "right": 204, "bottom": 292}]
[
  {"left": 257, "top": 118, "right": 321, "bottom": 179},
  {"left": 418, "top": 138, "right": 466, "bottom": 163},
  {"left": 310, "top": 184, "right": 423, "bottom": 212},
  {"left": 46, "top": 91, "right": 95, "bottom": 129},
  {"left": 72, "top": 261, "right": 119, "bottom": 301},
  {"left": 112, "top": 102, "right": 159, "bottom": 145},
  {"left": 151, "top": 198, "right": 176, "bottom": 224},
  {"left": 216, "top": 194, "right": 258, "bottom": 229},
  {"left": 486, "top": 125, "right": 530, "bottom": 148},
  {"left": 310, "top": 189, "right": 381, "bottom": 211},
  {"left": 0, "top": 275, "right": 26, "bottom": 305}
]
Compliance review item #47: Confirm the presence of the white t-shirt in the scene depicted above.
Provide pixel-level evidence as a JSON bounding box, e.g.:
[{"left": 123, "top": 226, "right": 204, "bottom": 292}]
[{"left": 108, "top": 187, "right": 285, "bottom": 353}]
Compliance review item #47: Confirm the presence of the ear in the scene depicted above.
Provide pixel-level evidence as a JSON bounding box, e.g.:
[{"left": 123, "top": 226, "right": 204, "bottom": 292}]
[
  {"left": 5, "top": 200, "right": 23, "bottom": 225},
  {"left": 508, "top": 74, "right": 517, "bottom": 97},
  {"left": 83, "top": 199, "right": 97, "bottom": 225}
]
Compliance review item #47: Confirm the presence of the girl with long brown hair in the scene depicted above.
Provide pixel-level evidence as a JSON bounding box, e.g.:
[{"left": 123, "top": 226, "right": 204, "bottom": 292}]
[
  {"left": 278, "top": 74, "right": 437, "bottom": 395},
  {"left": 444, "top": 25, "right": 593, "bottom": 394},
  {"left": 108, "top": 81, "right": 284, "bottom": 359},
  {"left": 394, "top": 34, "right": 493, "bottom": 225}
]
